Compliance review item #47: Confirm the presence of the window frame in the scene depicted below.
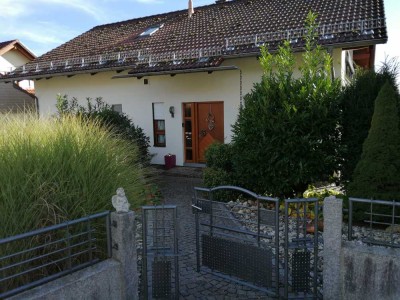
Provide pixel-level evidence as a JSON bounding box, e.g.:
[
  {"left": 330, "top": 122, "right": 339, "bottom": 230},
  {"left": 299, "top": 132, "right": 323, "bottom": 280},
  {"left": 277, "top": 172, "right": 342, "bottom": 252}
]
[
  {"left": 139, "top": 24, "right": 164, "bottom": 37},
  {"left": 152, "top": 103, "right": 166, "bottom": 147}
]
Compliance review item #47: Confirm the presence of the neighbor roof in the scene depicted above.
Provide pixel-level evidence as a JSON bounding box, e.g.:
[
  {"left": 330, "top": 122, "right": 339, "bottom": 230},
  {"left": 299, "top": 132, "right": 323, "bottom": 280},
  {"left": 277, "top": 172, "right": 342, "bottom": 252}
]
[
  {"left": 0, "top": 40, "right": 36, "bottom": 60},
  {"left": 0, "top": 0, "right": 387, "bottom": 81}
]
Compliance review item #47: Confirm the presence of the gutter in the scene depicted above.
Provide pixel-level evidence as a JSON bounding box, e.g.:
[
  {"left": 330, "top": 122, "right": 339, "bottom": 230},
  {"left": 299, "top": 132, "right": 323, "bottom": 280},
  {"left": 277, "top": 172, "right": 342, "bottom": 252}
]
[
  {"left": 0, "top": 37, "right": 387, "bottom": 83},
  {"left": 11, "top": 81, "right": 39, "bottom": 114},
  {"left": 11, "top": 81, "right": 35, "bottom": 98},
  {"left": 0, "top": 65, "right": 130, "bottom": 83},
  {"left": 221, "top": 38, "right": 388, "bottom": 59},
  {"left": 112, "top": 65, "right": 239, "bottom": 79}
]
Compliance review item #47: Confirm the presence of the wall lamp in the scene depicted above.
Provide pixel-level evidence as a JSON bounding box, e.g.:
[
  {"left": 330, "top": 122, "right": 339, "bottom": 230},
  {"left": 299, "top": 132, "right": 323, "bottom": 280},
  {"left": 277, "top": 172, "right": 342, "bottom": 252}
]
[{"left": 169, "top": 106, "right": 175, "bottom": 118}]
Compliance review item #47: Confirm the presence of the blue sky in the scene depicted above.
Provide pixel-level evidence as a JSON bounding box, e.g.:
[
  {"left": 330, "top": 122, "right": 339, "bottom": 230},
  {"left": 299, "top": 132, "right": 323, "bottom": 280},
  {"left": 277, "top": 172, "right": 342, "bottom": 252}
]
[
  {"left": 0, "top": 0, "right": 399, "bottom": 80},
  {"left": 0, "top": 0, "right": 213, "bottom": 55}
]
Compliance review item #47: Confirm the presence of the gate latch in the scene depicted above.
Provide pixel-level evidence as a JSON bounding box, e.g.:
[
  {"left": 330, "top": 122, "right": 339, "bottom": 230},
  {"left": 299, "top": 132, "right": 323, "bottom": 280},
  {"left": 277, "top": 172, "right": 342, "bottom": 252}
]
[{"left": 191, "top": 204, "right": 202, "bottom": 211}]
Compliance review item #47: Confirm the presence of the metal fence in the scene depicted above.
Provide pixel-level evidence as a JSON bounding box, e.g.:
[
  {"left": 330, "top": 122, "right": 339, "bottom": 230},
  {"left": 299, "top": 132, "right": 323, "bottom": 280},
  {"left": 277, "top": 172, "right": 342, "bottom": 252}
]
[
  {"left": 142, "top": 205, "right": 179, "bottom": 300},
  {"left": 284, "top": 198, "right": 322, "bottom": 299},
  {"left": 0, "top": 211, "right": 111, "bottom": 298},
  {"left": 348, "top": 197, "right": 400, "bottom": 248},
  {"left": 192, "top": 186, "right": 280, "bottom": 297},
  {"left": 192, "top": 186, "right": 324, "bottom": 299}
]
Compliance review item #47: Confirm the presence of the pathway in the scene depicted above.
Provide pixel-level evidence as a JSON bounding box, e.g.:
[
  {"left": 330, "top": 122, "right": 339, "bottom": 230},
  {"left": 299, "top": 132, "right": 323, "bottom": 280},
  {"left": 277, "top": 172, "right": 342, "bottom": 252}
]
[{"left": 156, "top": 167, "right": 271, "bottom": 300}]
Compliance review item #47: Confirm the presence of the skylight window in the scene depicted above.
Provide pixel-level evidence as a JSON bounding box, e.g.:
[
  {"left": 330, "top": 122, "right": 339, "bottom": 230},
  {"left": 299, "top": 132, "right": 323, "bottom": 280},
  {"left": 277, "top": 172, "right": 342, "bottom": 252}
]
[{"left": 140, "top": 24, "right": 164, "bottom": 37}]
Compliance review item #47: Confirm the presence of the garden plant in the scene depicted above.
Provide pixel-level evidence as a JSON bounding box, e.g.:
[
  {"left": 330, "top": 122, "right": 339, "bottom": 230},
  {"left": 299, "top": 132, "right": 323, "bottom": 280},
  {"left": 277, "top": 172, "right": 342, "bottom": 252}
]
[
  {"left": 56, "top": 95, "right": 152, "bottom": 165},
  {"left": 0, "top": 114, "right": 148, "bottom": 236},
  {"left": 340, "top": 61, "right": 399, "bottom": 187},
  {"left": 205, "top": 12, "right": 341, "bottom": 198},
  {"left": 0, "top": 114, "right": 148, "bottom": 290},
  {"left": 347, "top": 82, "right": 400, "bottom": 203}
]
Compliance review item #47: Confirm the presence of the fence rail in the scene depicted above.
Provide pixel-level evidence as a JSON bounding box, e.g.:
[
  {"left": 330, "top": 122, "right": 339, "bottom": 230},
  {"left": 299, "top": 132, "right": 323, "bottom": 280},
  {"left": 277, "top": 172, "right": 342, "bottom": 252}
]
[
  {"left": 348, "top": 197, "right": 400, "bottom": 248},
  {"left": 0, "top": 211, "right": 111, "bottom": 298},
  {"left": 193, "top": 186, "right": 281, "bottom": 297}
]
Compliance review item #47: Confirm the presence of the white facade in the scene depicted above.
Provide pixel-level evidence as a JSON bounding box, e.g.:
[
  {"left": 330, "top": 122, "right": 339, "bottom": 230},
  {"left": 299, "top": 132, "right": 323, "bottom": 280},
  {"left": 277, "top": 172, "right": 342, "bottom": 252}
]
[
  {"left": 0, "top": 49, "right": 34, "bottom": 90},
  {"left": 35, "top": 49, "right": 342, "bottom": 166}
]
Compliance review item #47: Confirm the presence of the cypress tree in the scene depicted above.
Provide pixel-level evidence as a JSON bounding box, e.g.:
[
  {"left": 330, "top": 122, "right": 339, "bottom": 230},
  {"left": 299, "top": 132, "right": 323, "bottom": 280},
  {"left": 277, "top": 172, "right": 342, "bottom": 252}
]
[
  {"left": 347, "top": 82, "right": 400, "bottom": 200},
  {"left": 340, "top": 64, "right": 399, "bottom": 186}
]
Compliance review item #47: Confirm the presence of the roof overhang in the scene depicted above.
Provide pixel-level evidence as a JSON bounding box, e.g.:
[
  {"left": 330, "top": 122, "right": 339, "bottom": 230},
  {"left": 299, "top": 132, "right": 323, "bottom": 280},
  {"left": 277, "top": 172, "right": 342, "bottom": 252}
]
[
  {"left": 222, "top": 38, "right": 387, "bottom": 58},
  {"left": 0, "top": 37, "right": 387, "bottom": 83},
  {"left": 327, "top": 38, "right": 387, "bottom": 51},
  {"left": 0, "top": 65, "right": 129, "bottom": 83},
  {"left": 112, "top": 65, "right": 239, "bottom": 79},
  {"left": 0, "top": 40, "right": 36, "bottom": 61}
]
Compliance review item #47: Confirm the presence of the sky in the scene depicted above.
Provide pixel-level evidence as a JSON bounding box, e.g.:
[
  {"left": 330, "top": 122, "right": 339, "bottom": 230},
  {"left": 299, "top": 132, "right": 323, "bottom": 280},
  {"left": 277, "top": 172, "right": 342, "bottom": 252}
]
[{"left": 0, "top": 0, "right": 399, "bottom": 83}]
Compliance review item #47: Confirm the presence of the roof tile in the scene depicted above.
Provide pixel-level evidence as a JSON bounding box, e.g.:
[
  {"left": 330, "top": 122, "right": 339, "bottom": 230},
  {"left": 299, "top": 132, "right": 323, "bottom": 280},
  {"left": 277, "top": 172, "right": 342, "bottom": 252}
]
[
  {"left": 1, "top": 0, "right": 387, "bottom": 80},
  {"left": 0, "top": 40, "right": 17, "bottom": 51}
]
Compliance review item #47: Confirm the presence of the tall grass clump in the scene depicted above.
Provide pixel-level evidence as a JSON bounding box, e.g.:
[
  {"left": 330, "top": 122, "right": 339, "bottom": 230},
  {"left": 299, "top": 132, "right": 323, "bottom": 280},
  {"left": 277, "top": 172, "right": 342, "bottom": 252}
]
[
  {"left": 56, "top": 95, "right": 152, "bottom": 166},
  {"left": 0, "top": 114, "right": 148, "bottom": 239}
]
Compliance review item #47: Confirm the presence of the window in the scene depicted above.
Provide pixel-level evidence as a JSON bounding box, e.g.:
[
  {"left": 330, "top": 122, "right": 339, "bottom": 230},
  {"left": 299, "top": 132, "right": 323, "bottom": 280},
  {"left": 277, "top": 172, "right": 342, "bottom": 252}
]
[
  {"left": 139, "top": 24, "right": 164, "bottom": 37},
  {"left": 153, "top": 103, "right": 166, "bottom": 147}
]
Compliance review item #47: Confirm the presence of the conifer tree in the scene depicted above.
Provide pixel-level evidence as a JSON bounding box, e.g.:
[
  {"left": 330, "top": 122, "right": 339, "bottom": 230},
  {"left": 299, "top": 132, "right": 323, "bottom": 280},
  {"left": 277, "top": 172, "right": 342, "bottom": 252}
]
[
  {"left": 348, "top": 82, "right": 400, "bottom": 200},
  {"left": 340, "top": 63, "right": 399, "bottom": 186}
]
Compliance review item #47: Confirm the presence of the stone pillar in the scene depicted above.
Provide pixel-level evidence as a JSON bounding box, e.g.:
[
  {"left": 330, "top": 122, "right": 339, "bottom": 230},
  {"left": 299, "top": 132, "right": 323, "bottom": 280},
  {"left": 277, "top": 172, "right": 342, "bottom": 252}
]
[
  {"left": 323, "top": 196, "right": 343, "bottom": 300},
  {"left": 111, "top": 211, "right": 138, "bottom": 300}
]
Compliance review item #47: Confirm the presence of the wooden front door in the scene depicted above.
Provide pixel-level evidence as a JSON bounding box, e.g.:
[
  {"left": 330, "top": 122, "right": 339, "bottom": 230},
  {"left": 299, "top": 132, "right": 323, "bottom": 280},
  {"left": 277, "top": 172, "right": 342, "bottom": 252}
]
[{"left": 183, "top": 102, "right": 224, "bottom": 163}]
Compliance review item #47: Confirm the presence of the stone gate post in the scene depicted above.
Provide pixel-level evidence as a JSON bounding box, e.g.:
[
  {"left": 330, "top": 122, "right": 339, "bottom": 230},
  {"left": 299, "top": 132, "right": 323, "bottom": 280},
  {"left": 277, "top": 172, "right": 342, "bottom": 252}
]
[
  {"left": 323, "top": 196, "right": 343, "bottom": 300},
  {"left": 111, "top": 187, "right": 138, "bottom": 300}
]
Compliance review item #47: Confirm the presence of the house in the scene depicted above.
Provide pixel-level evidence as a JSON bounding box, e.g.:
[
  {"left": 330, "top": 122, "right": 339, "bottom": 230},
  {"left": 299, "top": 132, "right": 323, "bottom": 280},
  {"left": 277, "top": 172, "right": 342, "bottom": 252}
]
[
  {"left": 0, "top": 40, "right": 36, "bottom": 113},
  {"left": 0, "top": 0, "right": 387, "bottom": 165}
]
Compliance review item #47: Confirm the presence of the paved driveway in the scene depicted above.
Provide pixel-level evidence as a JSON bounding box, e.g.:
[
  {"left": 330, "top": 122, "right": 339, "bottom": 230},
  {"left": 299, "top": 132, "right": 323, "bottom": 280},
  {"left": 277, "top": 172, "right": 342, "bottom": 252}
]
[{"left": 156, "top": 169, "right": 271, "bottom": 300}]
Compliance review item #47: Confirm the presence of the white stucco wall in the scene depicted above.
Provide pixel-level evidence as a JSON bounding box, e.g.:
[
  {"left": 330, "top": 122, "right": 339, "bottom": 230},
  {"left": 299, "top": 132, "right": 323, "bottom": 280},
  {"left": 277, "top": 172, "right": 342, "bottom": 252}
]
[
  {"left": 0, "top": 56, "right": 15, "bottom": 74},
  {"left": 0, "top": 50, "right": 34, "bottom": 90},
  {"left": 36, "top": 67, "right": 243, "bottom": 165},
  {"left": 35, "top": 48, "right": 342, "bottom": 166},
  {"left": 2, "top": 50, "right": 31, "bottom": 68}
]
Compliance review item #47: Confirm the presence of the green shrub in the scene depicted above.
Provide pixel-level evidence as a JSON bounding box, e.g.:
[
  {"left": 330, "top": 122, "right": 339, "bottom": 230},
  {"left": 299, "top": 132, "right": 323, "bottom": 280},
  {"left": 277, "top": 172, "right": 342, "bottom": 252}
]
[
  {"left": 56, "top": 95, "right": 152, "bottom": 165},
  {"left": 203, "top": 167, "right": 232, "bottom": 188},
  {"left": 0, "top": 114, "right": 148, "bottom": 238},
  {"left": 203, "top": 143, "right": 235, "bottom": 188},
  {"left": 231, "top": 12, "right": 341, "bottom": 197},
  {"left": 340, "top": 62, "right": 399, "bottom": 186},
  {"left": 347, "top": 82, "right": 400, "bottom": 201},
  {"left": 205, "top": 143, "right": 234, "bottom": 171}
]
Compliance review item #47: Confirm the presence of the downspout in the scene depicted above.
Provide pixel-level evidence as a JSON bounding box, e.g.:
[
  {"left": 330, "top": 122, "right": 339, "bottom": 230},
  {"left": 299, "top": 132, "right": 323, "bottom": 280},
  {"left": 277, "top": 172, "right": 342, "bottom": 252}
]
[
  {"left": 34, "top": 95, "right": 39, "bottom": 116},
  {"left": 239, "top": 68, "right": 243, "bottom": 108},
  {"left": 12, "top": 80, "right": 39, "bottom": 115}
]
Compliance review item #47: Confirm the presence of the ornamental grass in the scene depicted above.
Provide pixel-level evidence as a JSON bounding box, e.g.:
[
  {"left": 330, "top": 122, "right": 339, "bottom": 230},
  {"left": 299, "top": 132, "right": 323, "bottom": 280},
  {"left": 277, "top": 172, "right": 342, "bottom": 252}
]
[{"left": 0, "top": 114, "right": 148, "bottom": 239}]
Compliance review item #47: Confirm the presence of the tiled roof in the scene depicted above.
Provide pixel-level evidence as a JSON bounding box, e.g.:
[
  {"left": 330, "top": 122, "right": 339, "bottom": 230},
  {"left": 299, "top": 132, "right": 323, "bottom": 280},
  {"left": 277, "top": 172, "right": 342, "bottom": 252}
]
[
  {"left": 0, "top": 40, "right": 17, "bottom": 51},
  {"left": 0, "top": 39, "right": 36, "bottom": 60},
  {"left": 1, "top": 0, "right": 387, "bottom": 80}
]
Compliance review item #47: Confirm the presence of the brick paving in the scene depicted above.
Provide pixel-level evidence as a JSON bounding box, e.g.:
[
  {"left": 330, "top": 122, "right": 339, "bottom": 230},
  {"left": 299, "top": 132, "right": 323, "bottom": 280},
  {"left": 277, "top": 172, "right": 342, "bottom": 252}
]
[{"left": 156, "top": 167, "right": 272, "bottom": 300}]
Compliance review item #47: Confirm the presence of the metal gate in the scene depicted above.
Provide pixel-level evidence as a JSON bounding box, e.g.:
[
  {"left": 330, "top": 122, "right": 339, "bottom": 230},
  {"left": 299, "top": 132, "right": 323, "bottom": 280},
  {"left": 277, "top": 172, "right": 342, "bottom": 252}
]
[
  {"left": 284, "top": 198, "right": 322, "bottom": 299},
  {"left": 142, "top": 205, "right": 179, "bottom": 299},
  {"left": 192, "top": 186, "right": 281, "bottom": 298},
  {"left": 192, "top": 186, "right": 322, "bottom": 299}
]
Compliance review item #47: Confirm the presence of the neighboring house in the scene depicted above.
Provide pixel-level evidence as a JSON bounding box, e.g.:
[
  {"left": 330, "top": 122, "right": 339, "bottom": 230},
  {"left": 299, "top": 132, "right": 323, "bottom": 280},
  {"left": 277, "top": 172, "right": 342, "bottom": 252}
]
[
  {"left": 0, "top": 40, "right": 36, "bottom": 113},
  {"left": 0, "top": 0, "right": 387, "bottom": 165}
]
